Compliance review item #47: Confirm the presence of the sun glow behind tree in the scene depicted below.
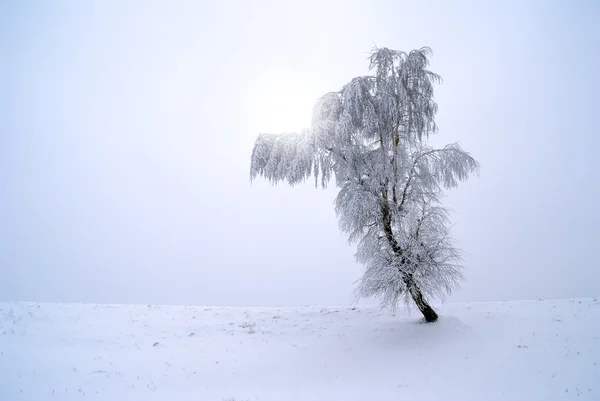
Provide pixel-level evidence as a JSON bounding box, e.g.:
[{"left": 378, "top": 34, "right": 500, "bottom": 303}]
[{"left": 245, "top": 67, "right": 316, "bottom": 135}]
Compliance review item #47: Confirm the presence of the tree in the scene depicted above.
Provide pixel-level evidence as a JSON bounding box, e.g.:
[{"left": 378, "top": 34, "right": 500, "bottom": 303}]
[{"left": 250, "top": 47, "right": 479, "bottom": 322}]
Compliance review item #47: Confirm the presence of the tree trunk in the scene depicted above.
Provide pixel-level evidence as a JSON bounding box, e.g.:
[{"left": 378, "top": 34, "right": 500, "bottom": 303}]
[
  {"left": 379, "top": 194, "right": 438, "bottom": 322},
  {"left": 405, "top": 276, "right": 438, "bottom": 322}
]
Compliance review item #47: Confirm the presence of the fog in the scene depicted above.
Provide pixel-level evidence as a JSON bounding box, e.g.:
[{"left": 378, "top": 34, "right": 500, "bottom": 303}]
[{"left": 1, "top": 0, "right": 599, "bottom": 306}]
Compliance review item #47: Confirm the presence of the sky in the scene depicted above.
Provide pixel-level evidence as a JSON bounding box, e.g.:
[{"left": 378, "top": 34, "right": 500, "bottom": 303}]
[{"left": 1, "top": 0, "right": 599, "bottom": 306}]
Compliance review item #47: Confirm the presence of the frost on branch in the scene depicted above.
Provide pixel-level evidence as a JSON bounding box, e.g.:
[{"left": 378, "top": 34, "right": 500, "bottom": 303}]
[
  {"left": 250, "top": 130, "right": 314, "bottom": 186},
  {"left": 249, "top": 47, "right": 479, "bottom": 322}
]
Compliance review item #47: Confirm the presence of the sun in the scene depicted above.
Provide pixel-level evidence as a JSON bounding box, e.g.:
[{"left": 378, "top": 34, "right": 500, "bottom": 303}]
[{"left": 245, "top": 67, "right": 317, "bottom": 134}]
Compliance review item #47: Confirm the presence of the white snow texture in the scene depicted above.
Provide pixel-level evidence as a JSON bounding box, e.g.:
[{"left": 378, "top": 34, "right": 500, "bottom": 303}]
[{"left": 1, "top": 298, "right": 598, "bottom": 400}]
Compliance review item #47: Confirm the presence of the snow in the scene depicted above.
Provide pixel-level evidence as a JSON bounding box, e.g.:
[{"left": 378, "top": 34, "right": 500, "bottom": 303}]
[{"left": 1, "top": 298, "right": 598, "bottom": 400}]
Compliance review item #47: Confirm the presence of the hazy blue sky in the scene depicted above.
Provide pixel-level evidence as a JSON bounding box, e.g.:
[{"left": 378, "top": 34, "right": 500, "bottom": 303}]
[{"left": 1, "top": 0, "right": 599, "bottom": 306}]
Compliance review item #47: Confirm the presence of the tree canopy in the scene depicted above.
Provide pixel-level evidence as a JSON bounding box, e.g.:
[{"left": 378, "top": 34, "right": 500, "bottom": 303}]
[{"left": 250, "top": 47, "right": 479, "bottom": 322}]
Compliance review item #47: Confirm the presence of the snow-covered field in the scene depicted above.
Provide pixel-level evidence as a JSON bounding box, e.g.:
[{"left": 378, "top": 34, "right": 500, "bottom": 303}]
[{"left": 0, "top": 298, "right": 598, "bottom": 401}]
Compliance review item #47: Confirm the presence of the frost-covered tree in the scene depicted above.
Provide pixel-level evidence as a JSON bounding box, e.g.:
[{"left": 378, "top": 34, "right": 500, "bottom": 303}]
[{"left": 250, "top": 47, "right": 479, "bottom": 322}]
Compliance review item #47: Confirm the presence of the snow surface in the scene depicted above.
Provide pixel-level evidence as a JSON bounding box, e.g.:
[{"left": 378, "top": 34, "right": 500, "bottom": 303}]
[{"left": 0, "top": 298, "right": 598, "bottom": 400}]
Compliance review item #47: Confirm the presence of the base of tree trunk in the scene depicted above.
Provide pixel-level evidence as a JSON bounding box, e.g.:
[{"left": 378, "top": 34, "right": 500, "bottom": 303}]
[
  {"left": 406, "top": 278, "right": 439, "bottom": 323},
  {"left": 414, "top": 297, "right": 438, "bottom": 323}
]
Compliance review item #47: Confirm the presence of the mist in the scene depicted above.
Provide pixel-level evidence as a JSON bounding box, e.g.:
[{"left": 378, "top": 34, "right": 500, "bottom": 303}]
[{"left": 1, "top": 0, "right": 599, "bottom": 306}]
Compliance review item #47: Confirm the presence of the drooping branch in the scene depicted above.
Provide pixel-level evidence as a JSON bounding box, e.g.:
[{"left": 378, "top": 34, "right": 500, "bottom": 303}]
[{"left": 397, "top": 144, "right": 479, "bottom": 212}]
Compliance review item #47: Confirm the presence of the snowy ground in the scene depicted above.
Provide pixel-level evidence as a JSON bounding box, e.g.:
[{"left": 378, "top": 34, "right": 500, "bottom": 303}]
[{"left": 0, "top": 298, "right": 598, "bottom": 401}]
